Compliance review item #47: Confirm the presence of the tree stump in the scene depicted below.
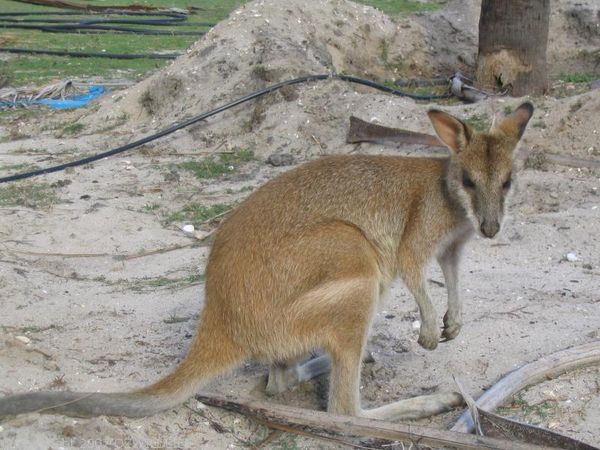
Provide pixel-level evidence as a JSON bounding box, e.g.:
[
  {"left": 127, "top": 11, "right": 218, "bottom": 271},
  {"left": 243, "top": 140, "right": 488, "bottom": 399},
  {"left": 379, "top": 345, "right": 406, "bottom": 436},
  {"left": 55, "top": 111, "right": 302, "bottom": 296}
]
[{"left": 476, "top": 0, "right": 550, "bottom": 96}]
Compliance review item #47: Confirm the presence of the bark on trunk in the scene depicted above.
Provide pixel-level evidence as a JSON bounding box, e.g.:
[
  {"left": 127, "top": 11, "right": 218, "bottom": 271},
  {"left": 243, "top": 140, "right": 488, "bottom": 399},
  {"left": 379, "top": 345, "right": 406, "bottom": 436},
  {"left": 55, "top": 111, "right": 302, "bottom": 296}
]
[{"left": 476, "top": 0, "right": 550, "bottom": 96}]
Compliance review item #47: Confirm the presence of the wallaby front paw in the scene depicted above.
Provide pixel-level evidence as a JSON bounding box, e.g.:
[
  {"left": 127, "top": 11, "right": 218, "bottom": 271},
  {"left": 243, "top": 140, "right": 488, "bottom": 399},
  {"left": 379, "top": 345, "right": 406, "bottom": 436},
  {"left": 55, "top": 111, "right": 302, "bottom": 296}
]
[
  {"left": 417, "top": 326, "right": 440, "bottom": 350},
  {"left": 442, "top": 312, "right": 462, "bottom": 341}
]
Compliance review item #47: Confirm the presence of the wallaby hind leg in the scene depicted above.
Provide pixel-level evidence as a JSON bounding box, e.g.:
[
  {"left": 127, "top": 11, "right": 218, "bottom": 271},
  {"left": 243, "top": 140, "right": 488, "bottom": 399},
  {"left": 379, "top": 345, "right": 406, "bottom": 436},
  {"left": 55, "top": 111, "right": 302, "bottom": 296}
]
[
  {"left": 323, "top": 279, "right": 379, "bottom": 416},
  {"left": 265, "top": 354, "right": 330, "bottom": 396},
  {"left": 266, "top": 350, "right": 377, "bottom": 395}
]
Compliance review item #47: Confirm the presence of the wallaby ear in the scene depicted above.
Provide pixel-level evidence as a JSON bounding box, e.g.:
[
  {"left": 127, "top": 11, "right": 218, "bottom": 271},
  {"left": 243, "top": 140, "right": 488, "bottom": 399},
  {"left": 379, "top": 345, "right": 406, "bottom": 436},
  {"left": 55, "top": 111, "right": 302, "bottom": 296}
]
[
  {"left": 497, "top": 102, "right": 534, "bottom": 140},
  {"left": 427, "top": 109, "right": 471, "bottom": 154}
]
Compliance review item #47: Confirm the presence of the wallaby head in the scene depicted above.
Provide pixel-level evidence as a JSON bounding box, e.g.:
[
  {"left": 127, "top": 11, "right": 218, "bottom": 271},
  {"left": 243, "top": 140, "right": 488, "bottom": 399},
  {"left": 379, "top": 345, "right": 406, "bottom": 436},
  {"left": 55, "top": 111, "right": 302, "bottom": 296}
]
[{"left": 428, "top": 102, "right": 534, "bottom": 238}]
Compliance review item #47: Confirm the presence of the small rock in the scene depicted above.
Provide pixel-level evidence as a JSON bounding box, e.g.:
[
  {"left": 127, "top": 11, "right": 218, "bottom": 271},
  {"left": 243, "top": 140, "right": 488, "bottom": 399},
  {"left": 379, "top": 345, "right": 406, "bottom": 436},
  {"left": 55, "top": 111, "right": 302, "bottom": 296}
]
[
  {"left": 193, "top": 230, "right": 209, "bottom": 241},
  {"left": 266, "top": 153, "right": 294, "bottom": 167},
  {"left": 591, "top": 79, "right": 600, "bottom": 90},
  {"left": 566, "top": 252, "right": 579, "bottom": 262},
  {"left": 412, "top": 320, "right": 421, "bottom": 330},
  {"left": 15, "top": 335, "right": 31, "bottom": 345},
  {"left": 182, "top": 224, "right": 195, "bottom": 234}
]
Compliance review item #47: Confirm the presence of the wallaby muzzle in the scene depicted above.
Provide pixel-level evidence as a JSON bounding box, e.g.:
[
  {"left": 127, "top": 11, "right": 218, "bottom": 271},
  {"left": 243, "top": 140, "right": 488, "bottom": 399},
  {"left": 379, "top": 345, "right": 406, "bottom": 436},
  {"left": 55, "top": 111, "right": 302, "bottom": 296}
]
[{"left": 480, "top": 219, "right": 500, "bottom": 238}]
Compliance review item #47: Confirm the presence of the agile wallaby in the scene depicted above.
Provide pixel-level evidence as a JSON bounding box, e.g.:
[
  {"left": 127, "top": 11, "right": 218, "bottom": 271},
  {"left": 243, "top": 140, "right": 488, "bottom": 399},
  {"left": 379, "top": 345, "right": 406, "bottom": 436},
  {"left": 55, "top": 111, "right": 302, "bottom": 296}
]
[{"left": 0, "top": 103, "right": 533, "bottom": 422}]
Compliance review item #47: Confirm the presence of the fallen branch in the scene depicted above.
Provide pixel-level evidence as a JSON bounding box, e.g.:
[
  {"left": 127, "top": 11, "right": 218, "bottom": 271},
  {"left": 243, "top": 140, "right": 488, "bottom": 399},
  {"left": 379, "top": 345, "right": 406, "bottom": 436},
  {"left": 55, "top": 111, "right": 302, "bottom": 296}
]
[
  {"left": 452, "top": 341, "right": 600, "bottom": 433},
  {"left": 195, "top": 392, "right": 553, "bottom": 450}
]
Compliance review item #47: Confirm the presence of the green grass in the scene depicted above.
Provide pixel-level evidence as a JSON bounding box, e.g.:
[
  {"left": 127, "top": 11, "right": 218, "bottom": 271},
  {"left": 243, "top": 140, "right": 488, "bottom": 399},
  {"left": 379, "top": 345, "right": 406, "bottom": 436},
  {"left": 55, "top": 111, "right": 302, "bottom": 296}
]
[
  {"left": 2, "top": 0, "right": 446, "bottom": 87},
  {"left": 358, "top": 0, "right": 446, "bottom": 14},
  {"left": 178, "top": 148, "right": 255, "bottom": 179},
  {"left": 166, "top": 202, "right": 232, "bottom": 226},
  {"left": 496, "top": 393, "right": 558, "bottom": 425},
  {"left": 1, "top": 0, "right": 245, "bottom": 86},
  {"left": 0, "top": 182, "right": 60, "bottom": 209},
  {"left": 559, "top": 72, "right": 596, "bottom": 83},
  {"left": 62, "top": 122, "right": 85, "bottom": 135}
]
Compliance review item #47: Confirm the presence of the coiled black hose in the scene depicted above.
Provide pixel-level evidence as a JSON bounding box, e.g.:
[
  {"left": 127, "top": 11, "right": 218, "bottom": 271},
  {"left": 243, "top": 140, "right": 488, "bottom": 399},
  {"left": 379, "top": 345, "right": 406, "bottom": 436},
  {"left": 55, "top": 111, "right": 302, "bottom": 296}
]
[{"left": 0, "top": 74, "right": 450, "bottom": 184}]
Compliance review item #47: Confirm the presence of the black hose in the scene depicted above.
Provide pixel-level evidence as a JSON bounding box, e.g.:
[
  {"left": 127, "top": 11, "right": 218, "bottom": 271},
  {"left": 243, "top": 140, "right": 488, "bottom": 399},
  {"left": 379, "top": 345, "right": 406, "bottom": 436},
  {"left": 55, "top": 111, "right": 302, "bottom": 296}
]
[
  {"left": 0, "top": 74, "right": 450, "bottom": 184},
  {"left": 0, "top": 23, "right": 204, "bottom": 35},
  {"left": 0, "top": 11, "right": 190, "bottom": 18},
  {"left": 0, "top": 47, "right": 181, "bottom": 59},
  {"left": 0, "top": 10, "right": 211, "bottom": 35}
]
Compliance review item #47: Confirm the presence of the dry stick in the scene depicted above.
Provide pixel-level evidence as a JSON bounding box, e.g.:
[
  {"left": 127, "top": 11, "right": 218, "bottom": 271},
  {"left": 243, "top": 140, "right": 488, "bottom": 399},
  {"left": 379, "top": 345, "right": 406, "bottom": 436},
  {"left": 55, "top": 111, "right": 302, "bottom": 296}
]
[
  {"left": 4, "top": 243, "right": 198, "bottom": 260},
  {"left": 451, "top": 341, "right": 600, "bottom": 433},
  {"left": 195, "top": 392, "right": 553, "bottom": 450}
]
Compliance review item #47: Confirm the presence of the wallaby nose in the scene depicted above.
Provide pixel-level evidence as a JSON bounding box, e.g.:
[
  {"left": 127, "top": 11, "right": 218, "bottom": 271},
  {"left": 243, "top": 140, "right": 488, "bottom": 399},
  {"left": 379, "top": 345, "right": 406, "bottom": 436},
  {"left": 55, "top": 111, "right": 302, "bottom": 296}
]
[{"left": 480, "top": 220, "right": 500, "bottom": 238}]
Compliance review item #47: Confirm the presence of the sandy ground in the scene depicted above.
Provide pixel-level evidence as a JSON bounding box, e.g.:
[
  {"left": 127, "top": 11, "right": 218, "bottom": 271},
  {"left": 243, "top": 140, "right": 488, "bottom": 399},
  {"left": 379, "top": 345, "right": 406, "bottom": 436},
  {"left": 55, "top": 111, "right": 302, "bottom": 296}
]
[{"left": 0, "top": 0, "right": 599, "bottom": 449}]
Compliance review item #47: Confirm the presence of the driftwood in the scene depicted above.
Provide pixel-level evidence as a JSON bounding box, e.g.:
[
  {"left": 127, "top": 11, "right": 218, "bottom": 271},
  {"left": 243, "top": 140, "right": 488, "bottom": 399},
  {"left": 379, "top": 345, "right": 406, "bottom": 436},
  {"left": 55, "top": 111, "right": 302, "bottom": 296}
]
[
  {"left": 195, "top": 392, "right": 556, "bottom": 450},
  {"left": 454, "top": 377, "right": 600, "bottom": 450},
  {"left": 452, "top": 341, "right": 600, "bottom": 434},
  {"left": 346, "top": 116, "right": 600, "bottom": 170}
]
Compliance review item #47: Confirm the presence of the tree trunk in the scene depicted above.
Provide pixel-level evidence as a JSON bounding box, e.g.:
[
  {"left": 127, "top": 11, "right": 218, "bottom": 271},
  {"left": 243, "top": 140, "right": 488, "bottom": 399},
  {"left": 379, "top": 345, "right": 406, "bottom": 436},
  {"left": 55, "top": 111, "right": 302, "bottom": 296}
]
[{"left": 476, "top": 0, "right": 550, "bottom": 96}]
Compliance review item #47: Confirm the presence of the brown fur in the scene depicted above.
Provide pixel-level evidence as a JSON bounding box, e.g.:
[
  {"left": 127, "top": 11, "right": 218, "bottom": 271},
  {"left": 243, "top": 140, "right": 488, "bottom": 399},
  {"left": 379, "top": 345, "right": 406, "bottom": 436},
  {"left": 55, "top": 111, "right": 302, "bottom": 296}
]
[{"left": 0, "top": 103, "right": 533, "bottom": 420}]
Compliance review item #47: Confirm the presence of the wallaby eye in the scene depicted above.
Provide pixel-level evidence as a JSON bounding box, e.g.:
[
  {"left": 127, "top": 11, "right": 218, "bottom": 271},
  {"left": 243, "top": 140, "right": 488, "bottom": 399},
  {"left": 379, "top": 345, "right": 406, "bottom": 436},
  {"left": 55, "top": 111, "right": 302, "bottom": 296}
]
[{"left": 462, "top": 173, "right": 475, "bottom": 189}]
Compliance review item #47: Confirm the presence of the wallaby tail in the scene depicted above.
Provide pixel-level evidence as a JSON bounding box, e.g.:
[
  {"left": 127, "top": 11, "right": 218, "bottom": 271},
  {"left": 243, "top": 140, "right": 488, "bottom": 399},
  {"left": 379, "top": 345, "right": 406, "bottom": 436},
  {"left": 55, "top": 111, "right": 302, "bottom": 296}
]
[{"left": 0, "top": 326, "right": 244, "bottom": 418}]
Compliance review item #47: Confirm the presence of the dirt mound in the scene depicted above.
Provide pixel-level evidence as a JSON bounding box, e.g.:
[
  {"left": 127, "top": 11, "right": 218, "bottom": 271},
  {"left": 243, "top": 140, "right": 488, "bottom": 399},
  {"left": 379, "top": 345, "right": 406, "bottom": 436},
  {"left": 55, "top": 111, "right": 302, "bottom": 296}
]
[{"left": 84, "top": 0, "right": 440, "bottom": 159}]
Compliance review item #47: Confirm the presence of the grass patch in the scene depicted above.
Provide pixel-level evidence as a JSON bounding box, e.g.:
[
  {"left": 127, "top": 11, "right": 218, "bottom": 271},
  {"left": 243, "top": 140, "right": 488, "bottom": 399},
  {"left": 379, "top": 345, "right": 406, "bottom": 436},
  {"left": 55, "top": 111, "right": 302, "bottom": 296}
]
[
  {"left": 128, "top": 273, "right": 205, "bottom": 292},
  {"left": 143, "top": 203, "right": 161, "bottom": 212},
  {"left": 62, "top": 122, "right": 85, "bottom": 135},
  {"left": 0, "top": 182, "right": 60, "bottom": 209},
  {"left": 167, "top": 203, "right": 232, "bottom": 226},
  {"left": 465, "top": 113, "right": 490, "bottom": 132},
  {"left": 2, "top": 0, "right": 245, "bottom": 87},
  {"left": 357, "top": 0, "right": 446, "bottom": 14},
  {"left": 496, "top": 393, "right": 558, "bottom": 425},
  {"left": 179, "top": 148, "right": 255, "bottom": 179},
  {"left": 559, "top": 72, "right": 596, "bottom": 84}
]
